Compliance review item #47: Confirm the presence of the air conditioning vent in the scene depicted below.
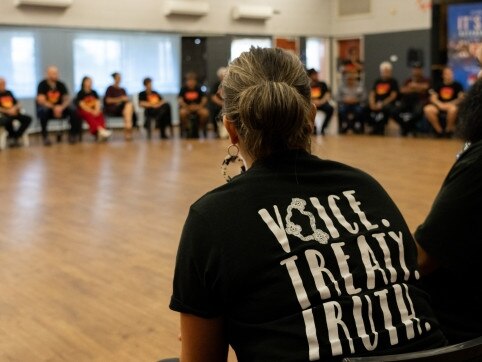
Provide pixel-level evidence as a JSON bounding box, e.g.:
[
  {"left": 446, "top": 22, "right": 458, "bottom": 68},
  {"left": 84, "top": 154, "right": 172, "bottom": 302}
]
[
  {"left": 232, "top": 5, "right": 274, "bottom": 21},
  {"left": 14, "top": 0, "right": 73, "bottom": 7},
  {"left": 164, "top": 1, "right": 210, "bottom": 16}
]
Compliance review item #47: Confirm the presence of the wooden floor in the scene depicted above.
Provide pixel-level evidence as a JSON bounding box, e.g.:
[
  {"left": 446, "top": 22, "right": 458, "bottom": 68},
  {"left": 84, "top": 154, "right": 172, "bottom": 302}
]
[{"left": 0, "top": 133, "right": 463, "bottom": 362}]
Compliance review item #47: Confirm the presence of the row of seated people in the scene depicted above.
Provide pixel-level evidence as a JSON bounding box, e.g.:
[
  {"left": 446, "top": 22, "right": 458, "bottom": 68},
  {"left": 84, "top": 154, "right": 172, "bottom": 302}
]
[
  {"left": 310, "top": 63, "right": 465, "bottom": 137},
  {"left": 0, "top": 66, "right": 225, "bottom": 147},
  {"left": 0, "top": 63, "right": 465, "bottom": 147}
]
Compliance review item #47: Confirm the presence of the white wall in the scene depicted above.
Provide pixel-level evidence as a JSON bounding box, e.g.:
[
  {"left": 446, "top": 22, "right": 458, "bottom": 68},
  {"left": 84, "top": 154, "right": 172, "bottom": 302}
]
[
  {"left": 0, "top": 0, "right": 332, "bottom": 36},
  {"left": 330, "top": 0, "right": 431, "bottom": 37}
]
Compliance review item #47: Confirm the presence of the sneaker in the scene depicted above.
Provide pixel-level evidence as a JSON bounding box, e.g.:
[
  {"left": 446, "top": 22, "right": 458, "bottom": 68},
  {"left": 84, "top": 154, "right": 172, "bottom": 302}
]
[{"left": 98, "top": 128, "right": 112, "bottom": 141}]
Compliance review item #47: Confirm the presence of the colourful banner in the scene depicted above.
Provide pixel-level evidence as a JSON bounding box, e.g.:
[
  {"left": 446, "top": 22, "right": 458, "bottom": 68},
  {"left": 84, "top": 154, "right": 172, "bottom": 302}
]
[{"left": 448, "top": 3, "right": 482, "bottom": 89}]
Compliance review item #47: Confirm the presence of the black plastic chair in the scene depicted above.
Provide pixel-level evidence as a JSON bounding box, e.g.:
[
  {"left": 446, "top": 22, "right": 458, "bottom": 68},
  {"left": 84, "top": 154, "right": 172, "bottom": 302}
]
[{"left": 342, "top": 336, "right": 482, "bottom": 362}]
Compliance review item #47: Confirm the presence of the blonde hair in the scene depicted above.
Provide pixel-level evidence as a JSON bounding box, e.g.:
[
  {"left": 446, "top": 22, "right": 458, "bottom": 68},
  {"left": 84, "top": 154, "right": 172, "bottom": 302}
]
[
  {"left": 379, "top": 61, "right": 393, "bottom": 71},
  {"left": 222, "top": 47, "right": 312, "bottom": 160}
]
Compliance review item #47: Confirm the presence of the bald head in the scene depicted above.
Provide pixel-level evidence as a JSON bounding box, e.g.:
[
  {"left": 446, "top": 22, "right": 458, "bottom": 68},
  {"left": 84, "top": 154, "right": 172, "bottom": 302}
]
[{"left": 46, "top": 66, "right": 59, "bottom": 82}]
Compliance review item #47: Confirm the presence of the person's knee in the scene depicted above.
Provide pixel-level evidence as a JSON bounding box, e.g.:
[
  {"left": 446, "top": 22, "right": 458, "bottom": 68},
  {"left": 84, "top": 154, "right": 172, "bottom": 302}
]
[{"left": 424, "top": 105, "right": 437, "bottom": 116}]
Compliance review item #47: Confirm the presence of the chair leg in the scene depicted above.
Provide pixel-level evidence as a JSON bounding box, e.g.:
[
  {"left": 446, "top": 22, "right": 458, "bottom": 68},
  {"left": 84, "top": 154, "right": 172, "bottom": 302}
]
[
  {"left": 22, "top": 132, "right": 30, "bottom": 147},
  {"left": 0, "top": 128, "right": 7, "bottom": 150}
]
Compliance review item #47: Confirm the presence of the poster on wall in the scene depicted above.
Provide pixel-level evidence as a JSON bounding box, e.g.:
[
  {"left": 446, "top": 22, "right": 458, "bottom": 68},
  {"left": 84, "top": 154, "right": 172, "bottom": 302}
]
[
  {"left": 448, "top": 3, "right": 482, "bottom": 89},
  {"left": 337, "top": 38, "right": 363, "bottom": 75},
  {"left": 274, "top": 37, "right": 299, "bottom": 55}
]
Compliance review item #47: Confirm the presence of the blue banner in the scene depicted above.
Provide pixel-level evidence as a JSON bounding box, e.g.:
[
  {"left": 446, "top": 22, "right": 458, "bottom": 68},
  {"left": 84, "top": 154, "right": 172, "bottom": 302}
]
[{"left": 448, "top": 3, "right": 482, "bottom": 89}]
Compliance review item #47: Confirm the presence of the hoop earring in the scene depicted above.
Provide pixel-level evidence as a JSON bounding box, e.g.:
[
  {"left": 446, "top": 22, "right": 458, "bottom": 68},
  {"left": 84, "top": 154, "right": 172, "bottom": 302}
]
[{"left": 221, "top": 144, "right": 246, "bottom": 182}]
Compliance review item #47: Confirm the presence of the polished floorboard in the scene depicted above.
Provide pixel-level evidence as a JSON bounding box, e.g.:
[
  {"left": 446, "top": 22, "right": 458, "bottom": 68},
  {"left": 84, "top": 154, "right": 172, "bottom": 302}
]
[{"left": 0, "top": 133, "right": 463, "bottom": 361}]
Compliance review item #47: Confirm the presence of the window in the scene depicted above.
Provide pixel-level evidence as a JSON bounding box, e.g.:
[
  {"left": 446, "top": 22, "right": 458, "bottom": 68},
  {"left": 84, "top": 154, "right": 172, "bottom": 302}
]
[
  {"left": 231, "top": 38, "right": 272, "bottom": 61},
  {"left": 73, "top": 32, "right": 180, "bottom": 95},
  {"left": 306, "top": 37, "right": 329, "bottom": 80},
  {"left": 73, "top": 37, "right": 122, "bottom": 95},
  {"left": 0, "top": 31, "right": 37, "bottom": 98}
]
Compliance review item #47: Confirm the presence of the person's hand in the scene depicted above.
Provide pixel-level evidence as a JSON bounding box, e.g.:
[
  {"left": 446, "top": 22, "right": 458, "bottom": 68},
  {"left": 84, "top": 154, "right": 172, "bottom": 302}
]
[
  {"left": 53, "top": 105, "right": 63, "bottom": 118},
  {"left": 6, "top": 108, "right": 17, "bottom": 116},
  {"left": 438, "top": 103, "right": 449, "bottom": 112}
]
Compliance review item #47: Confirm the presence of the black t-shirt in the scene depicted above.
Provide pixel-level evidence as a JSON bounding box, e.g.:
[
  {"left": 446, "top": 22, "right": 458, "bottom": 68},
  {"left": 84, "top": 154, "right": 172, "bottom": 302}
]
[
  {"left": 372, "top": 78, "right": 399, "bottom": 102},
  {"left": 415, "top": 140, "right": 482, "bottom": 343},
  {"left": 171, "top": 150, "right": 445, "bottom": 361},
  {"left": 138, "top": 90, "right": 163, "bottom": 105},
  {"left": 37, "top": 80, "right": 68, "bottom": 105},
  {"left": 179, "top": 86, "right": 205, "bottom": 105},
  {"left": 311, "top": 81, "right": 329, "bottom": 101},
  {"left": 76, "top": 89, "right": 99, "bottom": 109},
  {"left": 0, "top": 90, "right": 17, "bottom": 111},
  {"left": 433, "top": 82, "right": 464, "bottom": 103}
]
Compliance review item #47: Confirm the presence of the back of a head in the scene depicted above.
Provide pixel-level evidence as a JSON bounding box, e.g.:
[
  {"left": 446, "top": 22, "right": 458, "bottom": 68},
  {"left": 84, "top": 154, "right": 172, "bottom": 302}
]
[
  {"left": 222, "top": 47, "right": 312, "bottom": 161},
  {"left": 458, "top": 78, "right": 482, "bottom": 143}
]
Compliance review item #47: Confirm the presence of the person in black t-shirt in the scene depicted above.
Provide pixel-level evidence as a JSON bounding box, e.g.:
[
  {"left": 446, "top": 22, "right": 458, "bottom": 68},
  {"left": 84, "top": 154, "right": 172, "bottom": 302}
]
[
  {"left": 75, "top": 76, "right": 112, "bottom": 141},
  {"left": 138, "top": 77, "right": 172, "bottom": 139},
  {"left": 0, "top": 77, "right": 32, "bottom": 147},
  {"left": 416, "top": 79, "right": 482, "bottom": 344},
  {"left": 368, "top": 61, "right": 399, "bottom": 135},
  {"left": 423, "top": 67, "right": 464, "bottom": 138},
  {"left": 178, "top": 72, "right": 209, "bottom": 138},
  {"left": 393, "top": 66, "right": 430, "bottom": 136},
  {"left": 36, "top": 66, "right": 81, "bottom": 146},
  {"left": 170, "top": 47, "right": 446, "bottom": 362},
  {"left": 308, "top": 68, "right": 334, "bottom": 135}
]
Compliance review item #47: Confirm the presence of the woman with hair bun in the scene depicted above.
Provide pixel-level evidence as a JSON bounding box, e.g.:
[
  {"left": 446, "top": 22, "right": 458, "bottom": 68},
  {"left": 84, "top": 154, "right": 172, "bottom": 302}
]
[{"left": 170, "top": 47, "right": 446, "bottom": 361}]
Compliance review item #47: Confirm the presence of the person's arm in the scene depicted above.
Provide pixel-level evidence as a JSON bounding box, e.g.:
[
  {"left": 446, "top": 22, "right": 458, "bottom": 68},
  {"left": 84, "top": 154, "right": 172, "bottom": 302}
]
[
  {"left": 200, "top": 95, "right": 208, "bottom": 108},
  {"left": 36, "top": 85, "right": 54, "bottom": 109},
  {"left": 211, "top": 92, "right": 223, "bottom": 107},
  {"left": 415, "top": 241, "right": 440, "bottom": 276},
  {"left": 382, "top": 90, "right": 398, "bottom": 106},
  {"left": 450, "top": 89, "right": 465, "bottom": 106},
  {"left": 104, "top": 88, "right": 126, "bottom": 105},
  {"left": 178, "top": 96, "right": 188, "bottom": 109},
  {"left": 179, "top": 314, "right": 228, "bottom": 362},
  {"left": 60, "top": 93, "right": 70, "bottom": 110}
]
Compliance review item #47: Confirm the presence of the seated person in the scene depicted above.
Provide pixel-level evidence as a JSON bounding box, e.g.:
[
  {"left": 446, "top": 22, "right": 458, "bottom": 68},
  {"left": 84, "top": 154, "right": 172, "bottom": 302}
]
[
  {"left": 423, "top": 67, "right": 464, "bottom": 138},
  {"left": 209, "top": 67, "right": 227, "bottom": 138},
  {"left": 394, "top": 66, "right": 430, "bottom": 136},
  {"left": 416, "top": 79, "right": 482, "bottom": 343},
  {"left": 178, "top": 72, "right": 209, "bottom": 138},
  {"left": 308, "top": 68, "right": 334, "bottom": 135},
  {"left": 0, "top": 77, "right": 32, "bottom": 147},
  {"left": 368, "top": 62, "right": 399, "bottom": 135},
  {"left": 170, "top": 47, "right": 446, "bottom": 362},
  {"left": 104, "top": 72, "right": 135, "bottom": 141},
  {"left": 138, "top": 77, "right": 172, "bottom": 139},
  {"left": 36, "top": 66, "right": 81, "bottom": 146},
  {"left": 336, "top": 71, "right": 366, "bottom": 134},
  {"left": 76, "top": 76, "right": 112, "bottom": 141}
]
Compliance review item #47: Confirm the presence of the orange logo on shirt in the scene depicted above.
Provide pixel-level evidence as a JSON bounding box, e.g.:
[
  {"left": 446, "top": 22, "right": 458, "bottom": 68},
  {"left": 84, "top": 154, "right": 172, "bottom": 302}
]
[
  {"left": 148, "top": 94, "right": 160, "bottom": 104},
  {"left": 440, "top": 86, "right": 454, "bottom": 101},
  {"left": 311, "top": 87, "right": 322, "bottom": 99},
  {"left": 83, "top": 95, "right": 97, "bottom": 108},
  {"left": 184, "top": 91, "right": 200, "bottom": 102},
  {"left": 376, "top": 83, "right": 390, "bottom": 95},
  {"left": 47, "top": 90, "right": 61, "bottom": 104},
  {"left": 0, "top": 96, "right": 14, "bottom": 109}
]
